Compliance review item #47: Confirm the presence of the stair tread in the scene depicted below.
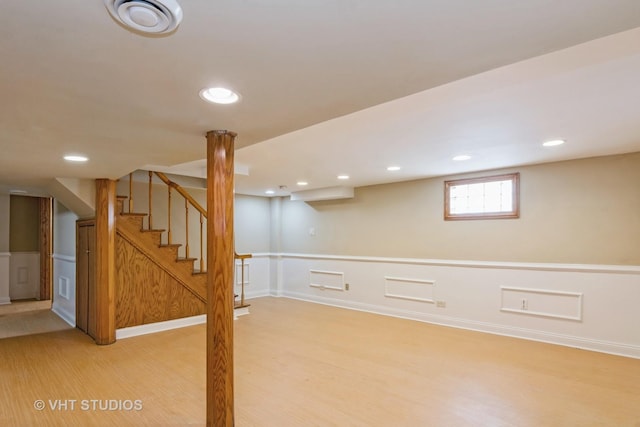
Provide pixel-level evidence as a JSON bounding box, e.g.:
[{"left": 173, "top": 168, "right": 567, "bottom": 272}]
[
  {"left": 176, "top": 257, "right": 198, "bottom": 262},
  {"left": 141, "top": 228, "right": 166, "bottom": 233},
  {"left": 120, "top": 212, "right": 148, "bottom": 217},
  {"left": 193, "top": 270, "right": 207, "bottom": 275},
  {"left": 159, "top": 243, "right": 182, "bottom": 248}
]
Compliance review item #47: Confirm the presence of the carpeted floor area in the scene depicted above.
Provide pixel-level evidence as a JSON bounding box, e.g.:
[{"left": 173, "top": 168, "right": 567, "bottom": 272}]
[{"left": 0, "top": 304, "right": 72, "bottom": 339}]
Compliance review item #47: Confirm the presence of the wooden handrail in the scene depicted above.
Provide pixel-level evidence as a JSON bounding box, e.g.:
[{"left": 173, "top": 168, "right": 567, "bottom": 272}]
[
  {"left": 126, "top": 170, "right": 254, "bottom": 278},
  {"left": 234, "top": 252, "right": 252, "bottom": 260},
  {"left": 153, "top": 171, "right": 206, "bottom": 270},
  {"left": 154, "top": 171, "right": 207, "bottom": 219}
]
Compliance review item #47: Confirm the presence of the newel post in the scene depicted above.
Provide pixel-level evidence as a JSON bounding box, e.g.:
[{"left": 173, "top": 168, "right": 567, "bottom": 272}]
[{"left": 206, "top": 130, "right": 236, "bottom": 426}]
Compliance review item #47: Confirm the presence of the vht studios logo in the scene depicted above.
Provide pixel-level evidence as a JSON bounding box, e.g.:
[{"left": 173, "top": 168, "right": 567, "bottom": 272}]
[{"left": 34, "top": 399, "right": 143, "bottom": 411}]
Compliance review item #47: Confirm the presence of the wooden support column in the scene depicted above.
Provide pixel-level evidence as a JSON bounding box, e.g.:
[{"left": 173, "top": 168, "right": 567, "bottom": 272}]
[
  {"left": 94, "top": 179, "right": 116, "bottom": 345},
  {"left": 206, "top": 130, "right": 236, "bottom": 426},
  {"left": 38, "top": 197, "right": 53, "bottom": 301}
]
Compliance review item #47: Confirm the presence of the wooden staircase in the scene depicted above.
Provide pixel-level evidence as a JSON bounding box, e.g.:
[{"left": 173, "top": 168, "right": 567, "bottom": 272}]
[
  {"left": 116, "top": 196, "right": 207, "bottom": 303},
  {"left": 114, "top": 181, "right": 250, "bottom": 328}
]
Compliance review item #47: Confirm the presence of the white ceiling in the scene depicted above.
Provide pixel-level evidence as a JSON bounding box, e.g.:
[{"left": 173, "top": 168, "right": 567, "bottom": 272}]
[{"left": 1, "top": 1, "right": 639, "bottom": 198}]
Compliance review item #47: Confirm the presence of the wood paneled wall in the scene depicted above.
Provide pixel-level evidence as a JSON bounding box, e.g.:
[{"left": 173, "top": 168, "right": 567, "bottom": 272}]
[{"left": 115, "top": 237, "right": 205, "bottom": 328}]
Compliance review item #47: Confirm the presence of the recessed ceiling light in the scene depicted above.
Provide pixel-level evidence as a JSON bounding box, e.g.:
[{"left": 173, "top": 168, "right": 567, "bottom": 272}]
[
  {"left": 543, "top": 139, "right": 565, "bottom": 147},
  {"left": 297, "top": 181, "right": 308, "bottom": 186},
  {"left": 64, "top": 155, "right": 89, "bottom": 162},
  {"left": 265, "top": 190, "right": 275, "bottom": 195},
  {"left": 337, "top": 175, "right": 350, "bottom": 180},
  {"left": 387, "top": 166, "right": 401, "bottom": 171},
  {"left": 199, "top": 87, "right": 240, "bottom": 104},
  {"left": 453, "top": 155, "right": 471, "bottom": 161}
]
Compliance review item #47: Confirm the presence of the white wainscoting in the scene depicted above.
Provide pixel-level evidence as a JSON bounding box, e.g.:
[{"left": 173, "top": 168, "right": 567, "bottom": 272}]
[
  {"left": 273, "top": 253, "right": 640, "bottom": 359},
  {"left": 309, "top": 269, "right": 345, "bottom": 291},
  {"left": 234, "top": 254, "right": 271, "bottom": 300},
  {"left": 0, "top": 253, "right": 10, "bottom": 305},
  {"left": 52, "top": 254, "right": 76, "bottom": 326},
  {"left": 9, "top": 252, "right": 39, "bottom": 300},
  {"left": 500, "top": 286, "right": 583, "bottom": 321},
  {"left": 384, "top": 276, "right": 435, "bottom": 303}
]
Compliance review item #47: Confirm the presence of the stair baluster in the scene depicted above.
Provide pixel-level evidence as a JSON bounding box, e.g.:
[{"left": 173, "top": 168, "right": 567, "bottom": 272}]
[
  {"left": 167, "top": 184, "right": 172, "bottom": 245},
  {"left": 199, "top": 212, "right": 204, "bottom": 273},
  {"left": 148, "top": 171, "right": 153, "bottom": 230},
  {"left": 128, "top": 172, "right": 134, "bottom": 213},
  {"left": 185, "top": 198, "right": 190, "bottom": 259}
]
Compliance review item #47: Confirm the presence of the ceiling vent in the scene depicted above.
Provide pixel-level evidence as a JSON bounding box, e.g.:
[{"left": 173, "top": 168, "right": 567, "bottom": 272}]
[{"left": 104, "top": 0, "right": 183, "bottom": 35}]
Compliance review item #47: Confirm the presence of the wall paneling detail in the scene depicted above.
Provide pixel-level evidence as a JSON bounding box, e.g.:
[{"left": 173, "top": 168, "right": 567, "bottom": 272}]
[
  {"left": 384, "top": 276, "right": 435, "bottom": 303},
  {"left": 500, "top": 286, "right": 583, "bottom": 321},
  {"left": 309, "top": 269, "right": 345, "bottom": 291}
]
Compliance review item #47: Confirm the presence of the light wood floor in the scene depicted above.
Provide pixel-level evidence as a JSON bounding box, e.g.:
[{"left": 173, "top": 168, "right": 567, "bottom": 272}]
[{"left": 1, "top": 297, "right": 638, "bottom": 426}]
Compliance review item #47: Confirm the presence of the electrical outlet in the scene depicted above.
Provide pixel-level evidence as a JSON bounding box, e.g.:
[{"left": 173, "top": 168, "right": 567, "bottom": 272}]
[
  {"left": 436, "top": 300, "right": 446, "bottom": 308},
  {"left": 345, "top": 283, "right": 350, "bottom": 291}
]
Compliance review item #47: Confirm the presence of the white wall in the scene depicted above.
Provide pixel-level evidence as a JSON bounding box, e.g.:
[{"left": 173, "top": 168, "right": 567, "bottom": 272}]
[
  {"left": 234, "top": 254, "right": 271, "bottom": 301},
  {"left": 52, "top": 254, "right": 76, "bottom": 326},
  {"left": 52, "top": 201, "right": 78, "bottom": 325},
  {"left": 234, "top": 195, "right": 271, "bottom": 254}
]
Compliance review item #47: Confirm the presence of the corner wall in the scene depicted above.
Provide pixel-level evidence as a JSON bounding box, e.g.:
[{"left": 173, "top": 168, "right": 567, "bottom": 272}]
[
  {"left": 52, "top": 201, "right": 78, "bottom": 325},
  {"left": 268, "top": 152, "right": 640, "bottom": 358},
  {"left": 280, "top": 152, "right": 640, "bottom": 265}
]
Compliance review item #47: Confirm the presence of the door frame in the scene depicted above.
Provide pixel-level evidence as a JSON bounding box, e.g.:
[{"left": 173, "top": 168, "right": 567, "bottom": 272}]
[{"left": 39, "top": 197, "right": 53, "bottom": 301}]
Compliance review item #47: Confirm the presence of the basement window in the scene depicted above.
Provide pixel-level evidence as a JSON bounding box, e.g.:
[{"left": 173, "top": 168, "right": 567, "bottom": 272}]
[{"left": 444, "top": 173, "right": 520, "bottom": 220}]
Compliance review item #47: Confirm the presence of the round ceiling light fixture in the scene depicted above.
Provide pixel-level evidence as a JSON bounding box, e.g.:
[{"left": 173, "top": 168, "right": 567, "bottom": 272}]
[
  {"left": 64, "top": 155, "right": 89, "bottom": 162},
  {"left": 104, "top": 0, "right": 183, "bottom": 35},
  {"left": 199, "top": 87, "right": 240, "bottom": 104},
  {"left": 542, "top": 139, "right": 565, "bottom": 147}
]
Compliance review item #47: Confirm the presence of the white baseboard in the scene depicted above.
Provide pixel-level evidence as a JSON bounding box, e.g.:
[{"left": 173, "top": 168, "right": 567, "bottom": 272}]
[
  {"left": 51, "top": 303, "right": 75, "bottom": 327},
  {"left": 234, "top": 306, "right": 250, "bottom": 317},
  {"left": 0, "top": 297, "right": 11, "bottom": 305},
  {"left": 244, "top": 290, "right": 270, "bottom": 300},
  {"left": 116, "top": 314, "right": 206, "bottom": 340},
  {"left": 116, "top": 291, "right": 268, "bottom": 339},
  {"left": 281, "top": 291, "right": 640, "bottom": 360}
]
